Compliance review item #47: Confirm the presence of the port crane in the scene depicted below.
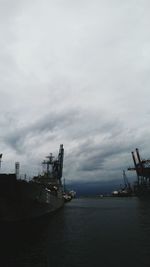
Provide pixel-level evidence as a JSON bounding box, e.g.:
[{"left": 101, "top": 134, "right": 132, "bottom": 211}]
[
  {"left": 122, "top": 170, "right": 130, "bottom": 189},
  {"left": 128, "top": 148, "right": 150, "bottom": 193}
]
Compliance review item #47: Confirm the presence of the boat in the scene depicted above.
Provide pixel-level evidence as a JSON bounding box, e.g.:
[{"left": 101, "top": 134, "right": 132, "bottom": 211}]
[
  {"left": 0, "top": 145, "right": 65, "bottom": 222},
  {"left": 62, "top": 178, "right": 76, "bottom": 202},
  {"left": 63, "top": 192, "right": 72, "bottom": 202}
]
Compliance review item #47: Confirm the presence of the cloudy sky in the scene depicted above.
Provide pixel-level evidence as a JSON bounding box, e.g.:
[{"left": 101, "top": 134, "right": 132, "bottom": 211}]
[{"left": 0, "top": 0, "right": 150, "bottom": 183}]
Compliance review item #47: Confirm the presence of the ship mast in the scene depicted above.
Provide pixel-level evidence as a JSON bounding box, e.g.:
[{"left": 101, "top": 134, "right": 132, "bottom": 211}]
[
  {"left": 41, "top": 144, "right": 64, "bottom": 181},
  {"left": 42, "top": 153, "right": 54, "bottom": 176}
]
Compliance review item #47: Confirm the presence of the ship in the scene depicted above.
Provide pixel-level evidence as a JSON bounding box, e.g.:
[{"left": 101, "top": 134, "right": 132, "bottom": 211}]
[
  {"left": 0, "top": 144, "right": 65, "bottom": 222},
  {"left": 128, "top": 148, "right": 150, "bottom": 196},
  {"left": 62, "top": 177, "right": 76, "bottom": 202}
]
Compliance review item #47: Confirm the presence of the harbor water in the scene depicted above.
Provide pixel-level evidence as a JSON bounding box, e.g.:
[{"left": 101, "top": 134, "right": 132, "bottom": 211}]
[{"left": 1, "top": 197, "right": 150, "bottom": 267}]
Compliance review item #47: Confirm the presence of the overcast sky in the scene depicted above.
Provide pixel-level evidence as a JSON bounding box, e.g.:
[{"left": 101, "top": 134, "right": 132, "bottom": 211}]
[{"left": 0, "top": 0, "right": 150, "bottom": 183}]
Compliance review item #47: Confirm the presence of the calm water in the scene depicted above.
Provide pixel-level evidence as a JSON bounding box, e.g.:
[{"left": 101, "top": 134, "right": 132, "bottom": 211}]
[{"left": 0, "top": 197, "right": 150, "bottom": 267}]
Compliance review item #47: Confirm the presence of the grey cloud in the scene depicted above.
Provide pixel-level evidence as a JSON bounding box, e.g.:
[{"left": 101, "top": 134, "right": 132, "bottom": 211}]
[
  {"left": 2, "top": 109, "right": 80, "bottom": 153},
  {"left": 0, "top": 0, "right": 150, "bottom": 184},
  {"left": 64, "top": 124, "right": 144, "bottom": 182}
]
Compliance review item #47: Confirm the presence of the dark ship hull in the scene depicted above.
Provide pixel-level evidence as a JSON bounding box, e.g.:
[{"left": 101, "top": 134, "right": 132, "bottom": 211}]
[
  {"left": 0, "top": 145, "right": 64, "bottom": 222},
  {"left": 0, "top": 179, "right": 64, "bottom": 222}
]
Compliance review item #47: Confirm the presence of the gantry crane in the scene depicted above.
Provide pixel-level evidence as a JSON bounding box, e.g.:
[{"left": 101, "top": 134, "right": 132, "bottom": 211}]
[{"left": 128, "top": 148, "right": 150, "bottom": 194}]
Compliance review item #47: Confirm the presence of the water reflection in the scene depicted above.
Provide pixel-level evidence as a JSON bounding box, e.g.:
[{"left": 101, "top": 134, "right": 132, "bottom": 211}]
[
  {"left": 0, "top": 219, "right": 49, "bottom": 267},
  {"left": 135, "top": 198, "right": 150, "bottom": 266},
  {"left": 1, "top": 198, "right": 150, "bottom": 267},
  {"left": 138, "top": 198, "right": 150, "bottom": 228}
]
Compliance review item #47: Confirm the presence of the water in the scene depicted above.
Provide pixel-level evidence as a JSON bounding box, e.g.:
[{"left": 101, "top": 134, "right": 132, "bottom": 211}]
[{"left": 0, "top": 197, "right": 150, "bottom": 267}]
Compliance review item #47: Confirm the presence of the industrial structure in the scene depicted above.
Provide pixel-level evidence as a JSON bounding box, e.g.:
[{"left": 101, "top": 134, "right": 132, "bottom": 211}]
[
  {"left": 15, "top": 162, "right": 20, "bottom": 180},
  {"left": 128, "top": 148, "right": 150, "bottom": 195},
  {"left": 112, "top": 170, "right": 132, "bottom": 197}
]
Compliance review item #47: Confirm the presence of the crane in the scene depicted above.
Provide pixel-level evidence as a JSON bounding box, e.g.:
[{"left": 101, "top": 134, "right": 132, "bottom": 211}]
[{"left": 122, "top": 170, "right": 131, "bottom": 189}]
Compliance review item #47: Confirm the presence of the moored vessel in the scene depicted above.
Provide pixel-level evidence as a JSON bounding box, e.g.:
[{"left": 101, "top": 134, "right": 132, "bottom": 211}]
[{"left": 0, "top": 145, "right": 65, "bottom": 222}]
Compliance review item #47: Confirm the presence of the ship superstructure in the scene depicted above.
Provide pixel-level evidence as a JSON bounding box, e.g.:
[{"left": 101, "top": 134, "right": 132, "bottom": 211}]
[{"left": 33, "top": 144, "right": 64, "bottom": 186}]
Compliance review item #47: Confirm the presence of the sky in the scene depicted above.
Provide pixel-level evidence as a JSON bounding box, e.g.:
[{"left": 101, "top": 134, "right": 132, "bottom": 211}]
[{"left": 0, "top": 0, "right": 150, "bottom": 184}]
